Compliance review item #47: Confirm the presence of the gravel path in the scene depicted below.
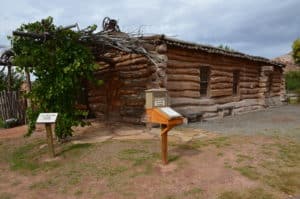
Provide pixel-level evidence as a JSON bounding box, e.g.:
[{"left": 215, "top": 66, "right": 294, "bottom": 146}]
[{"left": 186, "top": 104, "right": 300, "bottom": 135}]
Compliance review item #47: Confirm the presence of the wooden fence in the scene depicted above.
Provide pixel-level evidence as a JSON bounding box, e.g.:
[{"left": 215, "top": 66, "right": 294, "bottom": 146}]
[{"left": 0, "top": 91, "right": 26, "bottom": 124}]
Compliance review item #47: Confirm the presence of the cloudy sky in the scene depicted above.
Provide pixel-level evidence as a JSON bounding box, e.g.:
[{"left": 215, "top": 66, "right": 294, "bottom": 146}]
[{"left": 0, "top": 0, "right": 299, "bottom": 58}]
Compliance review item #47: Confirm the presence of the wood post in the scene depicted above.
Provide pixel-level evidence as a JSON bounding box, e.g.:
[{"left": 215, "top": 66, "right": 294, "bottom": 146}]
[
  {"left": 161, "top": 124, "right": 168, "bottom": 165},
  {"left": 45, "top": 123, "right": 55, "bottom": 157}
]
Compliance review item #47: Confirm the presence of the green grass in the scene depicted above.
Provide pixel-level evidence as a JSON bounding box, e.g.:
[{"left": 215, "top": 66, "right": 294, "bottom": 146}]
[
  {"left": 218, "top": 188, "right": 275, "bottom": 199},
  {"left": 178, "top": 136, "right": 231, "bottom": 150},
  {"left": 260, "top": 142, "right": 300, "bottom": 194},
  {"left": 0, "top": 192, "right": 15, "bottom": 199},
  {"left": 236, "top": 154, "right": 253, "bottom": 163},
  {"left": 59, "top": 143, "right": 92, "bottom": 156},
  {"left": 8, "top": 140, "right": 61, "bottom": 172},
  {"left": 97, "top": 166, "right": 128, "bottom": 177},
  {"left": 183, "top": 187, "right": 203, "bottom": 196},
  {"left": 217, "top": 152, "right": 224, "bottom": 156},
  {"left": 235, "top": 166, "right": 260, "bottom": 180},
  {"left": 74, "top": 189, "right": 83, "bottom": 196},
  {"left": 118, "top": 148, "right": 159, "bottom": 166},
  {"left": 29, "top": 178, "right": 57, "bottom": 190},
  {"left": 9, "top": 142, "right": 41, "bottom": 171}
]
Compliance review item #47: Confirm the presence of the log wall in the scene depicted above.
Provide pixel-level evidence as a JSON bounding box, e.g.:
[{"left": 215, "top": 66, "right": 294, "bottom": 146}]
[
  {"left": 86, "top": 42, "right": 285, "bottom": 124},
  {"left": 166, "top": 46, "right": 285, "bottom": 121},
  {"left": 87, "top": 42, "right": 168, "bottom": 123}
]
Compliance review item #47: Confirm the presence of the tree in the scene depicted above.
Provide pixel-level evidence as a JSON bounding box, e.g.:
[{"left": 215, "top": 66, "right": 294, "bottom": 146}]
[
  {"left": 11, "top": 17, "right": 98, "bottom": 139},
  {"left": 292, "top": 38, "right": 300, "bottom": 65}
]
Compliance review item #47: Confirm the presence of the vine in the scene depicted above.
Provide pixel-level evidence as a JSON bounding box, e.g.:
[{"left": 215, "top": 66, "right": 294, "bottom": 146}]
[{"left": 11, "top": 17, "right": 98, "bottom": 139}]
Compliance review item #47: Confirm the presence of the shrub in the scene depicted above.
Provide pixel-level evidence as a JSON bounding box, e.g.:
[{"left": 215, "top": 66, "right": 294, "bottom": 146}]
[{"left": 285, "top": 71, "right": 300, "bottom": 92}]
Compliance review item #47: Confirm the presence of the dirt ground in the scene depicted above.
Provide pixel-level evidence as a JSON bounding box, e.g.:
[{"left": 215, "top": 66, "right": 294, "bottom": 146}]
[{"left": 0, "top": 105, "right": 299, "bottom": 199}]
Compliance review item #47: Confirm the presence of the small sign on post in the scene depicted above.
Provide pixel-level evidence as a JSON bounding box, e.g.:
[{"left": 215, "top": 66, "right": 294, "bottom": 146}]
[
  {"left": 145, "top": 89, "right": 184, "bottom": 165},
  {"left": 36, "top": 113, "right": 58, "bottom": 157}
]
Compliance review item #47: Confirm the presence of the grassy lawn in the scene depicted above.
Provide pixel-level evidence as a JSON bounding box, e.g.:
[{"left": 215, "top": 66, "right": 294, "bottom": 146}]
[{"left": 0, "top": 129, "right": 299, "bottom": 199}]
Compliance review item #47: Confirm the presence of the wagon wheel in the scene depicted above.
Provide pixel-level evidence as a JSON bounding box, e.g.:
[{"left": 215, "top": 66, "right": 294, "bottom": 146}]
[
  {"left": 102, "top": 17, "right": 120, "bottom": 32},
  {"left": 0, "top": 65, "right": 6, "bottom": 73},
  {"left": 0, "top": 49, "right": 15, "bottom": 91},
  {"left": 0, "top": 49, "right": 14, "bottom": 64},
  {"left": 102, "top": 17, "right": 111, "bottom": 31}
]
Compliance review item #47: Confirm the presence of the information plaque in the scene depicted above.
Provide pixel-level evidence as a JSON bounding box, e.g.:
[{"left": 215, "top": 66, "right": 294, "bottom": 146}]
[{"left": 36, "top": 113, "right": 58, "bottom": 124}]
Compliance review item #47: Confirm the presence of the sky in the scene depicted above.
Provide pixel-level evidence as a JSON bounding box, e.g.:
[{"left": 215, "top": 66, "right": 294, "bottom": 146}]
[{"left": 0, "top": 0, "right": 299, "bottom": 59}]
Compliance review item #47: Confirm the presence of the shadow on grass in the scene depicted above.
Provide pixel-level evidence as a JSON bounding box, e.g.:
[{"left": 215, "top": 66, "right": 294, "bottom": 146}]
[
  {"left": 57, "top": 143, "right": 92, "bottom": 156},
  {"left": 8, "top": 139, "right": 60, "bottom": 172}
]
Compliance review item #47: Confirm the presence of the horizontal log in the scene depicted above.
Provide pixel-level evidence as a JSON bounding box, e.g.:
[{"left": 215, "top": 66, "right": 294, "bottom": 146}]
[
  {"left": 271, "top": 81, "right": 283, "bottom": 86},
  {"left": 119, "top": 88, "right": 144, "bottom": 95},
  {"left": 167, "top": 81, "right": 200, "bottom": 91},
  {"left": 167, "top": 68, "right": 200, "bottom": 75},
  {"left": 210, "top": 70, "right": 233, "bottom": 77},
  {"left": 168, "top": 74, "right": 200, "bottom": 83},
  {"left": 213, "top": 96, "right": 234, "bottom": 104},
  {"left": 167, "top": 48, "right": 207, "bottom": 59},
  {"left": 210, "top": 77, "right": 233, "bottom": 84},
  {"left": 115, "top": 57, "right": 148, "bottom": 67},
  {"left": 168, "top": 60, "right": 200, "bottom": 68},
  {"left": 119, "top": 68, "right": 151, "bottom": 79},
  {"left": 120, "top": 107, "right": 144, "bottom": 117},
  {"left": 270, "top": 93, "right": 280, "bottom": 97},
  {"left": 272, "top": 88, "right": 281, "bottom": 93},
  {"left": 89, "top": 103, "right": 107, "bottom": 112},
  {"left": 240, "top": 94, "right": 259, "bottom": 99},
  {"left": 116, "top": 64, "right": 148, "bottom": 71},
  {"left": 271, "top": 79, "right": 282, "bottom": 84},
  {"left": 88, "top": 96, "right": 106, "bottom": 104},
  {"left": 240, "top": 73, "right": 259, "bottom": 78},
  {"left": 112, "top": 54, "right": 143, "bottom": 63},
  {"left": 124, "top": 99, "right": 145, "bottom": 107},
  {"left": 88, "top": 89, "right": 106, "bottom": 97},
  {"left": 202, "top": 112, "right": 219, "bottom": 119},
  {"left": 210, "top": 88, "right": 232, "bottom": 97},
  {"left": 239, "top": 76, "right": 259, "bottom": 82},
  {"left": 167, "top": 52, "right": 203, "bottom": 63},
  {"left": 123, "top": 77, "right": 148, "bottom": 87},
  {"left": 210, "top": 82, "right": 232, "bottom": 89},
  {"left": 240, "top": 88, "right": 259, "bottom": 94},
  {"left": 239, "top": 82, "right": 259, "bottom": 88},
  {"left": 170, "top": 97, "right": 215, "bottom": 107},
  {"left": 168, "top": 90, "right": 200, "bottom": 98},
  {"left": 211, "top": 65, "right": 259, "bottom": 73}
]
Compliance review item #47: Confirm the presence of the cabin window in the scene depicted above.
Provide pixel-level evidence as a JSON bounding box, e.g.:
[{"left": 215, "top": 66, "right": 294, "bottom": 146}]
[
  {"left": 233, "top": 70, "right": 240, "bottom": 95},
  {"left": 200, "top": 67, "right": 210, "bottom": 96}
]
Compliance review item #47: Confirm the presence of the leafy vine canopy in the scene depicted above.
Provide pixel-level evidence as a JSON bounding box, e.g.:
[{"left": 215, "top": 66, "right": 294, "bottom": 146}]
[{"left": 11, "top": 16, "right": 99, "bottom": 139}]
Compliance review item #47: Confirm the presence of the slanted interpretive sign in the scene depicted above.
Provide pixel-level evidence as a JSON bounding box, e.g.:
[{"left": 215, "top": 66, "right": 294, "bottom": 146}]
[
  {"left": 36, "top": 113, "right": 58, "bottom": 124},
  {"left": 36, "top": 113, "right": 58, "bottom": 157}
]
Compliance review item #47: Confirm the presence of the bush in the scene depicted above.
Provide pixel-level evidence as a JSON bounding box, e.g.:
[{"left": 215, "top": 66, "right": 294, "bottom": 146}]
[{"left": 285, "top": 71, "right": 300, "bottom": 92}]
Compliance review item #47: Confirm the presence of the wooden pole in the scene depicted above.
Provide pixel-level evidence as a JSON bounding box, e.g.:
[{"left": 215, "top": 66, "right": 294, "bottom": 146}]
[
  {"left": 45, "top": 123, "right": 55, "bottom": 157},
  {"left": 161, "top": 124, "right": 168, "bottom": 165},
  {"left": 25, "top": 69, "right": 32, "bottom": 108}
]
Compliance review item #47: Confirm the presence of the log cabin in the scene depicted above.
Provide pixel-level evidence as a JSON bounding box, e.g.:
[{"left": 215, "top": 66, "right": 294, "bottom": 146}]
[{"left": 86, "top": 34, "right": 285, "bottom": 123}]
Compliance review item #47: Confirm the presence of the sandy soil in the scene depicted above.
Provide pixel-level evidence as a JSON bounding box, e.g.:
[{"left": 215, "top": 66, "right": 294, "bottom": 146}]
[{"left": 0, "top": 105, "right": 299, "bottom": 198}]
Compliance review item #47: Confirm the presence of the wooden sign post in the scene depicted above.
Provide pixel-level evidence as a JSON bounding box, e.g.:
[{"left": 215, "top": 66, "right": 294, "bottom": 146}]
[
  {"left": 161, "top": 124, "right": 168, "bottom": 164},
  {"left": 145, "top": 89, "right": 184, "bottom": 165},
  {"left": 36, "top": 113, "right": 58, "bottom": 157}
]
